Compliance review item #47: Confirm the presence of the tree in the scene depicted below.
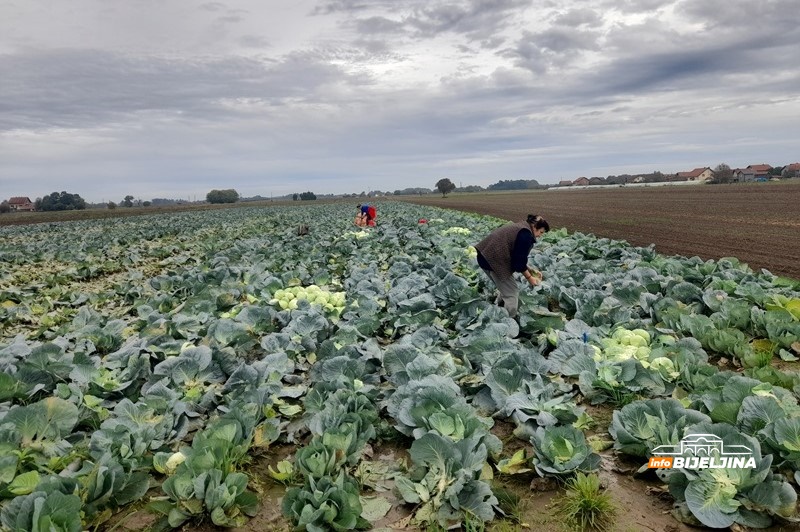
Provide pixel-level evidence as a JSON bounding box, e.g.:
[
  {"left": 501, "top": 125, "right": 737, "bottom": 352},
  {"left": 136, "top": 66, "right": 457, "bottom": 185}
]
[
  {"left": 393, "top": 188, "right": 432, "bottom": 195},
  {"left": 206, "top": 189, "right": 240, "bottom": 204},
  {"left": 107, "top": 201, "right": 117, "bottom": 210},
  {"left": 435, "top": 178, "right": 456, "bottom": 197},
  {"left": 36, "top": 191, "right": 87, "bottom": 211},
  {"left": 299, "top": 191, "right": 317, "bottom": 200},
  {"left": 713, "top": 163, "right": 733, "bottom": 184},
  {"left": 122, "top": 195, "right": 134, "bottom": 207},
  {"left": 0, "top": 201, "right": 10, "bottom": 214},
  {"left": 487, "top": 179, "right": 542, "bottom": 190},
  {"left": 292, "top": 193, "right": 299, "bottom": 201}
]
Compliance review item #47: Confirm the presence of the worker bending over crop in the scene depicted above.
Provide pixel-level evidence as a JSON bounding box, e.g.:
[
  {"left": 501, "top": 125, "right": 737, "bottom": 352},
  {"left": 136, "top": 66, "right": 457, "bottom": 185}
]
[
  {"left": 355, "top": 204, "right": 377, "bottom": 226},
  {"left": 474, "top": 214, "right": 549, "bottom": 319}
]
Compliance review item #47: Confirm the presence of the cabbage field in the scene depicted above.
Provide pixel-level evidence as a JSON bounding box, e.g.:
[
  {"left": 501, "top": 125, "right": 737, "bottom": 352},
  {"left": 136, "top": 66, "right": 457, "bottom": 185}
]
[{"left": 1, "top": 202, "right": 800, "bottom": 531}]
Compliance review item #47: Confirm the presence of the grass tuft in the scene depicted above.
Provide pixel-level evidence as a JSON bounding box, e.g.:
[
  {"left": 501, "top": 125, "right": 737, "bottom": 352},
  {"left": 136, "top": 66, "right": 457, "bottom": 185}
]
[
  {"left": 463, "top": 511, "right": 486, "bottom": 532},
  {"left": 492, "top": 485, "right": 523, "bottom": 523},
  {"left": 552, "top": 472, "right": 616, "bottom": 532}
]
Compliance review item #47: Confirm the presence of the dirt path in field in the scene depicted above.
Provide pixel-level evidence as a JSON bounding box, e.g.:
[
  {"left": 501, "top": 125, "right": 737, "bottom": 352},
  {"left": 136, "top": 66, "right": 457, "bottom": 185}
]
[
  {"left": 401, "top": 182, "right": 800, "bottom": 280},
  {"left": 107, "top": 438, "right": 696, "bottom": 532},
  {"left": 109, "top": 430, "right": 706, "bottom": 532}
]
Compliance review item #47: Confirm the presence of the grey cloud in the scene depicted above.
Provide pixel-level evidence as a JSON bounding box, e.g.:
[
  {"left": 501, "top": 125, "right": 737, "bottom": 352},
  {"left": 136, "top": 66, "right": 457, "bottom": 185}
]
[
  {"left": 603, "top": 0, "right": 675, "bottom": 14},
  {"left": 330, "top": 0, "right": 528, "bottom": 43},
  {"left": 504, "top": 3, "right": 799, "bottom": 100},
  {"left": 479, "top": 36, "right": 506, "bottom": 49},
  {"left": 403, "top": 0, "right": 530, "bottom": 40},
  {"left": 0, "top": 48, "right": 365, "bottom": 131},
  {"left": 217, "top": 15, "right": 243, "bottom": 24},
  {"left": 239, "top": 35, "right": 271, "bottom": 48},
  {"left": 677, "top": 0, "right": 800, "bottom": 32},
  {"left": 582, "top": 34, "right": 795, "bottom": 96},
  {"left": 351, "top": 38, "right": 393, "bottom": 55},
  {"left": 200, "top": 2, "right": 227, "bottom": 12},
  {"left": 502, "top": 28, "right": 600, "bottom": 73},
  {"left": 431, "top": 27, "right": 800, "bottom": 130},
  {"left": 311, "top": 0, "right": 377, "bottom": 15},
  {"left": 502, "top": 37, "right": 548, "bottom": 74},
  {"left": 552, "top": 8, "right": 603, "bottom": 28},
  {"left": 354, "top": 16, "right": 405, "bottom": 35},
  {"left": 457, "top": 43, "right": 476, "bottom": 54},
  {"left": 601, "top": 18, "right": 684, "bottom": 55},
  {"left": 534, "top": 27, "right": 600, "bottom": 53}
]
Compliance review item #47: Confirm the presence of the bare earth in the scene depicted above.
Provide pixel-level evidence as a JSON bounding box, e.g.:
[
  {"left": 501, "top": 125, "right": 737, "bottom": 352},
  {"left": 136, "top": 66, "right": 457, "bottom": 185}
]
[{"left": 401, "top": 182, "right": 800, "bottom": 280}]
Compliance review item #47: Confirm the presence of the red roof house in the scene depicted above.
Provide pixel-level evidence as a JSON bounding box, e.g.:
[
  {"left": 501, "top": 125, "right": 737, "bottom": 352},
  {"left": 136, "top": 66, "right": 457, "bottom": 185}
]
[
  {"left": 8, "top": 197, "right": 35, "bottom": 211},
  {"left": 746, "top": 164, "right": 772, "bottom": 174},
  {"left": 676, "top": 167, "right": 713, "bottom": 181},
  {"left": 741, "top": 164, "right": 772, "bottom": 182},
  {"left": 782, "top": 163, "right": 800, "bottom": 177}
]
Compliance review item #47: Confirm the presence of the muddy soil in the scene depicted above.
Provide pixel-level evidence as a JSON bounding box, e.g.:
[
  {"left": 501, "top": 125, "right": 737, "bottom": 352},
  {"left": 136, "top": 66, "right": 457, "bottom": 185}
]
[{"left": 109, "top": 422, "right": 782, "bottom": 532}]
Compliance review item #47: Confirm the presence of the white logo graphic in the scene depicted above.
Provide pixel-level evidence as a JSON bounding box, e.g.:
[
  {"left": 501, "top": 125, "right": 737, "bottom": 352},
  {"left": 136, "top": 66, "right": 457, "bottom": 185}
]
[
  {"left": 649, "top": 434, "right": 757, "bottom": 469},
  {"left": 652, "top": 434, "right": 752, "bottom": 457}
]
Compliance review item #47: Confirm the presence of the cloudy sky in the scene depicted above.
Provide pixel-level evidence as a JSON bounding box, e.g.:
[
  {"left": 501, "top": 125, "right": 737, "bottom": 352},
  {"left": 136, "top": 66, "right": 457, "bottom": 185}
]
[{"left": 2, "top": 0, "right": 799, "bottom": 202}]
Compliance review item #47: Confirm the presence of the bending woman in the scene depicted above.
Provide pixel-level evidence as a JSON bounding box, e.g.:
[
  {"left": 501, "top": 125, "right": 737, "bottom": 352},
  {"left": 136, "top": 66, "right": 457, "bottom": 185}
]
[{"left": 474, "top": 214, "right": 549, "bottom": 318}]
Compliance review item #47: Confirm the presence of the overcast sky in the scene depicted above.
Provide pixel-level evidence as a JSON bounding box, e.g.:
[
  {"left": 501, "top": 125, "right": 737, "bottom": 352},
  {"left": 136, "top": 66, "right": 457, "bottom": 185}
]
[{"left": 2, "top": 0, "right": 799, "bottom": 202}]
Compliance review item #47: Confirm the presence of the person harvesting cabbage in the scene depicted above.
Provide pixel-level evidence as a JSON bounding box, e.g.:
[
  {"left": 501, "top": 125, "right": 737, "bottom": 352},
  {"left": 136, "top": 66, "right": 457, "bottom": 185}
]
[
  {"left": 474, "top": 213, "right": 549, "bottom": 318},
  {"left": 354, "top": 203, "right": 377, "bottom": 226}
]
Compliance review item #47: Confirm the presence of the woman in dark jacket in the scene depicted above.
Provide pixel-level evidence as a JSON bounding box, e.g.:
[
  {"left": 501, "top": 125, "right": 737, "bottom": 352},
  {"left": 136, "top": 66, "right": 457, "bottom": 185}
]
[{"left": 474, "top": 214, "right": 549, "bottom": 318}]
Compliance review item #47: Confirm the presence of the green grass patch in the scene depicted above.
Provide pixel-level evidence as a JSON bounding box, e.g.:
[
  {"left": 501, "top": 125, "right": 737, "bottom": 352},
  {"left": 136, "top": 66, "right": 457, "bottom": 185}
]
[{"left": 552, "top": 473, "right": 616, "bottom": 532}]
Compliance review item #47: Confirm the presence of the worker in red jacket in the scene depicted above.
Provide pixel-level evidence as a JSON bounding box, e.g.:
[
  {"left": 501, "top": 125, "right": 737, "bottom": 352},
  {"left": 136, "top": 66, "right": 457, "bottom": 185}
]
[{"left": 355, "top": 204, "right": 377, "bottom": 226}]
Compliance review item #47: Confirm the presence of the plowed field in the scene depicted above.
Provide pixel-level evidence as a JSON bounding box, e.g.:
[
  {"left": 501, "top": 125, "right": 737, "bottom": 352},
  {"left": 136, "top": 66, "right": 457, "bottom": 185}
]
[{"left": 402, "top": 182, "right": 800, "bottom": 279}]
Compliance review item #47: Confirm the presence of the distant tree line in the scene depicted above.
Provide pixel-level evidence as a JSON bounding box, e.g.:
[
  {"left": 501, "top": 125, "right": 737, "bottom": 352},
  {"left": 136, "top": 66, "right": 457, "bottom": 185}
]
[
  {"left": 457, "top": 185, "right": 485, "bottom": 193},
  {"left": 36, "top": 191, "right": 86, "bottom": 211},
  {"left": 487, "top": 179, "right": 543, "bottom": 190},
  {"left": 291, "top": 191, "right": 317, "bottom": 200},
  {"left": 393, "top": 187, "right": 433, "bottom": 195},
  {"left": 151, "top": 198, "right": 184, "bottom": 206}
]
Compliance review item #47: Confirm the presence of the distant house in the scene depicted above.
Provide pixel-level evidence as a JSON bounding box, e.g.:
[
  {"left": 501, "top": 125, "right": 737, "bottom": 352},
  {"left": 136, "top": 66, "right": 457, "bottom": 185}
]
[
  {"left": 573, "top": 177, "right": 590, "bottom": 186},
  {"left": 631, "top": 176, "right": 645, "bottom": 184},
  {"left": 676, "top": 167, "right": 713, "bottom": 182},
  {"left": 588, "top": 177, "right": 606, "bottom": 186},
  {"left": 8, "top": 197, "right": 35, "bottom": 211},
  {"left": 738, "top": 164, "right": 772, "bottom": 182},
  {"left": 558, "top": 180, "right": 573, "bottom": 187},
  {"left": 781, "top": 163, "right": 800, "bottom": 178}
]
